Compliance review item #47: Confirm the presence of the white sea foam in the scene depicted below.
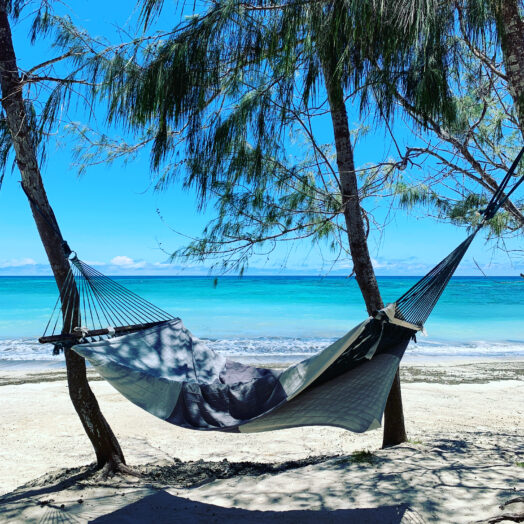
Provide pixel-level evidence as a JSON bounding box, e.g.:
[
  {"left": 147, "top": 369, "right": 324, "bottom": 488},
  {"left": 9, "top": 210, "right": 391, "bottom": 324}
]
[
  {"left": 406, "top": 338, "right": 524, "bottom": 358},
  {"left": 1, "top": 335, "right": 523, "bottom": 363},
  {"left": 0, "top": 338, "right": 59, "bottom": 361},
  {"left": 207, "top": 337, "right": 524, "bottom": 360}
]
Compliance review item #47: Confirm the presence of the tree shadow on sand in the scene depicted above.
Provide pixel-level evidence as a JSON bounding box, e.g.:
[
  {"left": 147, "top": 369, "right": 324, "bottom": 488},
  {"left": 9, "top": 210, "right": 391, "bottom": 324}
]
[
  {"left": 0, "top": 434, "right": 520, "bottom": 523},
  {"left": 2, "top": 489, "right": 420, "bottom": 523},
  {"left": 91, "top": 490, "right": 417, "bottom": 523},
  {"left": 0, "top": 453, "right": 335, "bottom": 506}
]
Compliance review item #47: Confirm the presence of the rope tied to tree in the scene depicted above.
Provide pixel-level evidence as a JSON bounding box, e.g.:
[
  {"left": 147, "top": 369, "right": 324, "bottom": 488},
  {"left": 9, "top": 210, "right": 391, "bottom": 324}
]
[
  {"left": 37, "top": 146, "right": 524, "bottom": 348},
  {"left": 393, "top": 145, "right": 524, "bottom": 329},
  {"left": 479, "top": 146, "right": 524, "bottom": 222}
]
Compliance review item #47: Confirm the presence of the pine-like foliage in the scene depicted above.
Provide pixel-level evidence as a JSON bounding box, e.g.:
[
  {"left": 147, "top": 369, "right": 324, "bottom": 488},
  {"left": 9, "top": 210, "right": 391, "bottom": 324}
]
[
  {"left": 68, "top": 0, "right": 460, "bottom": 271},
  {"left": 1, "top": 0, "right": 521, "bottom": 271},
  {"left": 390, "top": 13, "right": 524, "bottom": 240}
]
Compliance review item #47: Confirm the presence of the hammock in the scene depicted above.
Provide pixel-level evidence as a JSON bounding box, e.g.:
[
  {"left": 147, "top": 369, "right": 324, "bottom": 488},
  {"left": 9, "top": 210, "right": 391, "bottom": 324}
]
[{"left": 37, "top": 149, "right": 524, "bottom": 433}]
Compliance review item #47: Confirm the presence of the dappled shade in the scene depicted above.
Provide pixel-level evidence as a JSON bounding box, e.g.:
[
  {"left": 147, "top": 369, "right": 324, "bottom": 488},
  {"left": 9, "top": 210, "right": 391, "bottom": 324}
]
[{"left": 37, "top": 147, "right": 524, "bottom": 434}]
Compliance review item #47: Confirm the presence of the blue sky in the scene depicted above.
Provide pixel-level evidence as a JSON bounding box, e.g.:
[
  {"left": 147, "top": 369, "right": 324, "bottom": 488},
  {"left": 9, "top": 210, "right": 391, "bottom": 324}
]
[{"left": 0, "top": 1, "right": 522, "bottom": 277}]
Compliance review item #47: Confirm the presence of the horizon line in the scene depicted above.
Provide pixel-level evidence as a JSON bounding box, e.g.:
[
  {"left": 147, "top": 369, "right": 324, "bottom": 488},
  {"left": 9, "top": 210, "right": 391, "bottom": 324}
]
[{"left": 0, "top": 274, "right": 521, "bottom": 278}]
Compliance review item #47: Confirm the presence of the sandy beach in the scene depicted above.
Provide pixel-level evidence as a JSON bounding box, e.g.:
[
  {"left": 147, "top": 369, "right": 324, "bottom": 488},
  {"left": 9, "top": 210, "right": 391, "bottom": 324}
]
[{"left": 0, "top": 359, "right": 522, "bottom": 523}]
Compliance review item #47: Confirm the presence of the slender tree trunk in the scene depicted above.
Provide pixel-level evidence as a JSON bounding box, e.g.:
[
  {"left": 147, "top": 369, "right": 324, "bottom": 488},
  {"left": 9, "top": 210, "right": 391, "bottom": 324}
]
[
  {"left": 492, "top": 0, "right": 524, "bottom": 138},
  {"left": 321, "top": 57, "right": 407, "bottom": 448},
  {"left": 0, "top": 2, "right": 127, "bottom": 472}
]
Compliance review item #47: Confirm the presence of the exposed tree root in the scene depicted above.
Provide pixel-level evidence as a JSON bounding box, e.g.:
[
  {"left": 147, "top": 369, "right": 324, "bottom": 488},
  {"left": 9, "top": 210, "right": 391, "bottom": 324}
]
[
  {"left": 501, "top": 498, "right": 524, "bottom": 509},
  {"left": 475, "top": 498, "right": 524, "bottom": 524},
  {"left": 481, "top": 514, "right": 524, "bottom": 524},
  {"left": 95, "top": 460, "right": 142, "bottom": 481}
]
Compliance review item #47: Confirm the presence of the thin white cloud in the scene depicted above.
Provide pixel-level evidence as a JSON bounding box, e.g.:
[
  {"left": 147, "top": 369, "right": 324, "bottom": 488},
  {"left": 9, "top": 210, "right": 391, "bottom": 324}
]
[
  {"left": 110, "top": 256, "right": 147, "bottom": 269},
  {"left": 0, "top": 254, "right": 518, "bottom": 276},
  {"left": 0, "top": 257, "right": 37, "bottom": 268},
  {"left": 152, "top": 262, "right": 172, "bottom": 268},
  {"left": 371, "top": 257, "right": 386, "bottom": 269}
]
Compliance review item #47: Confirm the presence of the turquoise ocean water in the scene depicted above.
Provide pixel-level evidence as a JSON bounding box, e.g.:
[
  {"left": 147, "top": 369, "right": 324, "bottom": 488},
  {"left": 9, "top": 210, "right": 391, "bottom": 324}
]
[{"left": 0, "top": 276, "right": 523, "bottom": 363}]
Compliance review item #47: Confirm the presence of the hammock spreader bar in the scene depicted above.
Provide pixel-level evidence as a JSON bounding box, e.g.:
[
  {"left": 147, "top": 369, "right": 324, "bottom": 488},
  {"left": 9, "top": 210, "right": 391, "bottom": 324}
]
[
  {"left": 39, "top": 256, "right": 175, "bottom": 346},
  {"left": 30, "top": 148, "right": 524, "bottom": 434},
  {"left": 38, "top": 147, "right": 524, "bottom": 343},
  {"left": 39, "top": 322, "right": 165, "bottom": 344}
]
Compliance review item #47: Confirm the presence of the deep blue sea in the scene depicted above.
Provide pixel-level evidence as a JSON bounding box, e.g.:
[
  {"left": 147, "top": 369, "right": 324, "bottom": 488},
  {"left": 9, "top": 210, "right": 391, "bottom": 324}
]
[{"left": 0, "top": 276, "right": 523, "bottom": 363}]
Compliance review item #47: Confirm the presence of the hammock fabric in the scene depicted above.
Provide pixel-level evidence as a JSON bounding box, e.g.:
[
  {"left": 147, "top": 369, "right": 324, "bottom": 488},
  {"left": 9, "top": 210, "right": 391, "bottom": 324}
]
[{"left": 37, "top": 148, "right": 524, "bottom": 433}]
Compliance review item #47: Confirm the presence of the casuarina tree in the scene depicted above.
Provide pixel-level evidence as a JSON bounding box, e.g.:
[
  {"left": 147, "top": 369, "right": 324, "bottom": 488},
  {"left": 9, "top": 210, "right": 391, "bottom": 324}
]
[
  {"left": 0, "top": 0, "right": 133, "bottom": 475},
  {"left": 75, "top": 0, "right": 460, "bottom": 447},
  {"left": 26, "top": 1, "right": 522, "bottom": 449}
]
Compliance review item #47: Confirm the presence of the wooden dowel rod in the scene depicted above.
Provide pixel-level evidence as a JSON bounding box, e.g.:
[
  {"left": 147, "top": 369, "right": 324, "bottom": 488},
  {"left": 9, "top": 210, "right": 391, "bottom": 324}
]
[{"left": 38, "top": 321, "right": 168, "bottom": 344}]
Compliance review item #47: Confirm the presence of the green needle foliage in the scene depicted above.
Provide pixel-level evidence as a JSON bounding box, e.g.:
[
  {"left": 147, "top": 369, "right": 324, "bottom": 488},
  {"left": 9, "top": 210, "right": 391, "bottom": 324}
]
[
  {"left": 89, "top": 0, "right": 519, "bottom": 269},
  {"left": 1, "top": 1, "right": 521, "bottom": 272},
  {"left": 390, "top": 30, "right": 524, "bottom": 240},
  {"left": 60, "top": 0, "right": 462, "bottom": 272},
  {"left": 0, "top": 1, "right": 118, "bottom": 186}
]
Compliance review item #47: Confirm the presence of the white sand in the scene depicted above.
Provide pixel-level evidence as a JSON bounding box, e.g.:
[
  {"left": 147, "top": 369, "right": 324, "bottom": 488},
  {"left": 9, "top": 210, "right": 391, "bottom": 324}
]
[{"left": 0, "top": 361, "right": 523, "bottom": 523}]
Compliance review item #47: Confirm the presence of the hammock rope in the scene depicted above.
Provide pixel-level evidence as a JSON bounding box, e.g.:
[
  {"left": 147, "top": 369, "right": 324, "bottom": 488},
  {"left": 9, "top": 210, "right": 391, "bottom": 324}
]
[
  {"left": 30, "top": 148, "right": 524, "bottom": 434},
  {"left": 480, "top": 147, "right": 524, "bottom": 220},
  {"left": 393, "top": 146, "right": 524, "bottom": 326},
  {"left": 394, "top": 233, "right": 476, "bottom": 326},
  {"left": 38, "top": 147, "right": 524, "bottom": 347},
  {"left": 41, "top": 256, "right": 175, "bottom": 348}
]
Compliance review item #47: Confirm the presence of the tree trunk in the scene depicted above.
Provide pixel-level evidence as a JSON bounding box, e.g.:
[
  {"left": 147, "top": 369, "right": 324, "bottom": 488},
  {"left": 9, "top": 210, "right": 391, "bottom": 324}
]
[
  {"left": 0, "top": 2, "right": 127, "bottom": 471},
  {"left": 321, "top": 57, "right": 407, "bottom": 448},
  {"left": 492, "top": 0, "right": 524, "bottom": 138}
]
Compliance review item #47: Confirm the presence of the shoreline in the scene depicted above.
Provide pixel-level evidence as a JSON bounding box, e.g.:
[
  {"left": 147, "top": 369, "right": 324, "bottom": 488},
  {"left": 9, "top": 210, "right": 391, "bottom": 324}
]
[
  {"left": 3, "top": 331, "right": 524, "bottom": 364},
  {"left": 1, "top": 357, "right": 523, "bottom": 387}
]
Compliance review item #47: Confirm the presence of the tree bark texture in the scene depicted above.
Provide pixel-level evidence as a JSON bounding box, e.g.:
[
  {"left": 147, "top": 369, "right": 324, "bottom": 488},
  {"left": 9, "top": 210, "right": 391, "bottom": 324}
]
[
  {"left": 321, "top": 57, "right": 407, "bottom": 447},
  {"left": 492, "top": 0, "right": 524, "bottom": 138},
  {"left": 0, "top": 2, "right": 126, "bottom": 470}
]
